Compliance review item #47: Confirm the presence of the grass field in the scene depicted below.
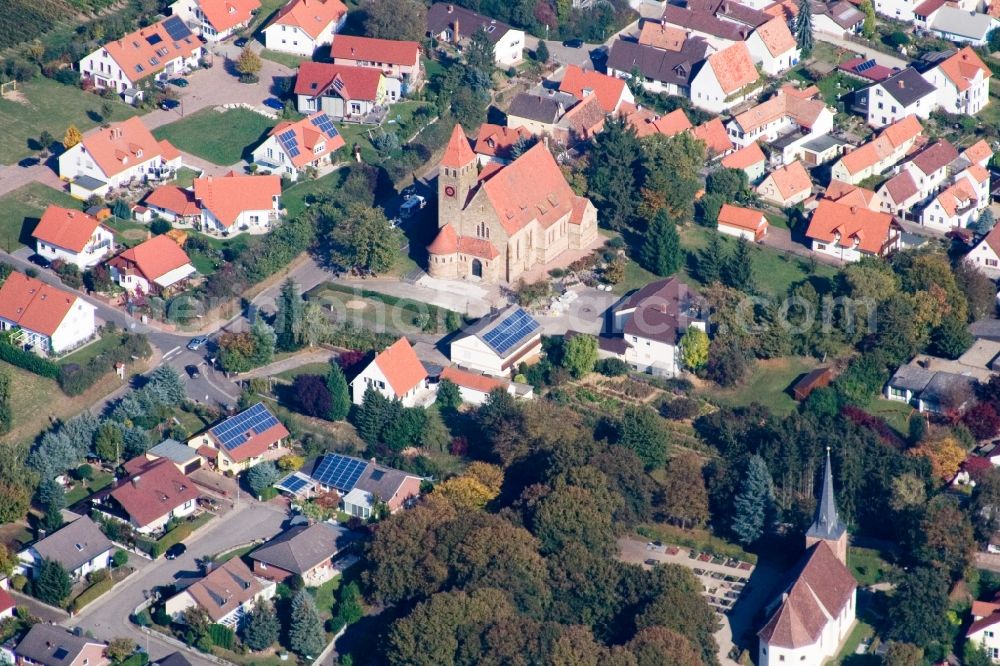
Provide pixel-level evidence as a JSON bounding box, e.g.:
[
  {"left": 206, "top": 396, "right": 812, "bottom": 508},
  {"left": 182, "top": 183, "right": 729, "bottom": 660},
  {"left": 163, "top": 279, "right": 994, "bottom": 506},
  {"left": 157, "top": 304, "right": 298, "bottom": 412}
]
[
  {"left": 0, "top": 78, "right": 139, "bottom": 165},
  {"left": 702, "top": 356, "right": 821, "bottom": 415},
  {"left": 0, "top": 182, "right": 81, "bottom": 251},
  {"left": 153, "top": 108, "right": 276, "bottom": 166}
]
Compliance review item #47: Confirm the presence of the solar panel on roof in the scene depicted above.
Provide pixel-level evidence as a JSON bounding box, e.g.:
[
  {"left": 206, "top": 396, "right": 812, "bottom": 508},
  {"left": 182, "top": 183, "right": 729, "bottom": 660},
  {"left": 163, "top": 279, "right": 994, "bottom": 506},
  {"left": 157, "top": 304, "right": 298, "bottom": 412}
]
[
  {"left": 855, "top": 59, "right": 877, "bottom": 72},
  {"left": 481, "top": 308, "right": 540, "bottom": 356},
  {"left": 209, "top": 403, "right": 280, "bottom": 451},
  {"left": 310, "top": 454, "right": 367, "bottom": 492},
  {"left": 163, "top": 15, "right": 193, "bottom": 41}
]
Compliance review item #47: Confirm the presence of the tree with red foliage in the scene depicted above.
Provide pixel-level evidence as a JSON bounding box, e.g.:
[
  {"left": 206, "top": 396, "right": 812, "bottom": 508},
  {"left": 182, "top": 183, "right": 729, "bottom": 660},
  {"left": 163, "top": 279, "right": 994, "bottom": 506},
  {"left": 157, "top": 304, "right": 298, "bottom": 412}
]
[
  {"left": 292, "top": 374, "right": 332, "bottom": 419},
  {"left": 963, "top": 402, "right": 1000, "bottom": 441}
]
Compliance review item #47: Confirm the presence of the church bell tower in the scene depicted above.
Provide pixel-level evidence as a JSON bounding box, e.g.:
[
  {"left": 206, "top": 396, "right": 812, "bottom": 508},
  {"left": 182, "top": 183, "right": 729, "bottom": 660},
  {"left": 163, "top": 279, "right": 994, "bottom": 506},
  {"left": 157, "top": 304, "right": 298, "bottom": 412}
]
[{"left": 805, "top": 448, "right": 848, "bottom": 565}]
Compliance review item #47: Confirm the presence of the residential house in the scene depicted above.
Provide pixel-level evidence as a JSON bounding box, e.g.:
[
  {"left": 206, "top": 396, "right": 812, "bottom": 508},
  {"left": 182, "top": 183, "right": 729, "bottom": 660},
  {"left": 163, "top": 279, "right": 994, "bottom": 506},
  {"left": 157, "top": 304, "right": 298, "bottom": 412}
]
[
  {"left": 58, "top": 117, "right": 182, "bottom": 199},
  {"left": 558, "top": 64, "right": 634, "bottom": 113},
  {"left": 249, "top": 522, "right": 355, "bottom": 585},
  {"left": 438, "top": 365, "right": 533, "bottom": 406},
  {"left": 32, "top": 206, "right": 114, "bottom": 269},
  {"left": 725, "top": 85, "right": 833, "bottom": 163},
  {"left": 99, "top": 458, "right": 199, "bottom": 534},
  {"left": 143, "top": 186, "right": 200, "bottom": 224},
  {"left": 14, "top": 624, "right": 108, "bottom": 666},
  {"left": 188, "top": 403, "right": 290, "bottom": 473},
  {"left": 164, "top": 557, "right": 275, "bottom": 627},
  {"left": 193, "top": 173, "right": 282, "bottom": 234},
  {"left": 251, "top": 112, "right": 345, "bottom": 181},
  {"left": 262, "top": 0, "right": 346, "bottom": 56},
  {"left": 689, "top": 42, "right": 762, "bottom": 114},
  {"left": 505, "top": 92, "right": 572, "bottom": 136},
  {"left": 812, "top": 0, "right": 864, "bottom": 36},
  {"left": 806, "top": 199, "right": 901, "bottom": 261},
  {"left": 830, "top": 115, "right": 923, "bottom": 185},
  {"left": 16, "top": 517, "right": 113, "bottom": 581},
  {"left": 107, "top": 234, "right": 196, "bottom": 295},
  {"left": 294, "top": 62, "right": 394, "bottom": 120},
  {"left": 717, "top": 203, "right": 768, "bottom": 240},
  {"left": 758, "top": 453, "right": 856, "bottom": 666},
  {"left": 606, "top": 37, "right": 711, "bottom": 97},
  {"left": 0, "top": 272, "right": 96, "bottom": 355},
  {"left": 965, "top": 224, "right": 1000, "bottom": 279},
  {"left": 473, "top": 123, "right": 533, "bottom": 165},
  {"left": 620, "top": 104, "right": 693, "bottom": 139},
  {"left": 290, "top": 453, "right": 424, "bottom": 517},
  {"left": 350, "top": 337, "right": 429, "bottom": 406},
  {"left": 929, "top": 6, "right": 999, "bottom": 44},
  {"left": 169, "top": 0, "right": 259, "bottom": 41},
  {"left": 449, "top": 305, "right": 543, "bottom": 377},
  {"left": 692, "top": 117, "right": 736, "bottom": 157},
  {"left": 824, "top": 180, "right": 881, "bottom": 210},
  {"left": 140, "top": 439, "right": 204, "bottom": 475},
  {"left": 963, "top": 139, "right": 994, "bottom": 169},
  {"left": 921, "top": 47, "right": 992, "bottom": 116},
  {"left": 607, "top": 277, "right": 706, "bottom": 377},
  {"left": 426, "top": 3, "right": 524, "bottom": 66},
  {"left": 745, "top": 16, "right": 800, "bottom": 75},
  {"left": 79, "top": 16, "right": 202, "bottom": 93},
  {"left": 757, "top": 160, "right": 812, "bottom": 207},
  {"left": 861, "top": 67, "right": 937, "bottom": 128},
  {"left": 330, "top": 35, "right": 422, "bottom": 91},
  {"left": 720, "top": 141, "right": 767, "bottom": 181},
  {"left": 426, "top": 126, "right": 598, "bottom": 283}
]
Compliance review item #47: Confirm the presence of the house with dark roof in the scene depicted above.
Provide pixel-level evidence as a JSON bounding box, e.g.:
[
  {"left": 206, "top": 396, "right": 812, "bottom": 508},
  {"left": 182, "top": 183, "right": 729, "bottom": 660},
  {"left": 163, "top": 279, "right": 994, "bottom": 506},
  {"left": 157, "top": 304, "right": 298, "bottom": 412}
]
[
  {"left": 605, "top": 277, "right": 706, "bottom": 377},
  {"left": 16, "top": 517, "right": 113, "bottom": 581},
  {"left": 14, "top": 624, "right": 108, "bottom": 666},
  {"left": 249, "top": 522, "right": 356, "bottom": 585},
  {"left": 450, "top": 305, "right": 543, "bottom": 377},
  {"left": 758, "top": 452, "right": 856, "bottom": 666},
  {"left": 163, "top": 557, "right": 275, "bottom": 627},
  {"left": 607, "top": 37, "right": 710, "bottom": 97},
  {"left": 426, "top": 3, "right": 525, "bottom": 66},
  {"left": 97, "top": 458, "right": 200, "bottom": 534},
  {"left": 860, "top": 67, "right": 937, "bottom": 128},
  {"left": 350, "top": 337, "right": 430, "bottom": 407},
  {"left": 187, "top": 402, "right": 290, "bottom": 474}
]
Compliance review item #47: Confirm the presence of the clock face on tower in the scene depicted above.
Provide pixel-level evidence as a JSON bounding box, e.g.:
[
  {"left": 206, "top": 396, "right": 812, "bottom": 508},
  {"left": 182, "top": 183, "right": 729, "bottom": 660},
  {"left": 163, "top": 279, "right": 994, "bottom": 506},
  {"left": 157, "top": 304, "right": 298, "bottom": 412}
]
[{"left": 444, "top": 185, "right": 456, "bottom": 198}]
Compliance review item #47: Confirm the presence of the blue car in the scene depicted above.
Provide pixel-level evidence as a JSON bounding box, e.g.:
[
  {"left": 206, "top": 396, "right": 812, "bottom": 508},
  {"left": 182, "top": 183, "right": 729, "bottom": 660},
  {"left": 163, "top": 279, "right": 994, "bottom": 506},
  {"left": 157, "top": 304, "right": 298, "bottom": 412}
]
[{"left": 263, "top": 97, "right": 284, "bottom": 111}]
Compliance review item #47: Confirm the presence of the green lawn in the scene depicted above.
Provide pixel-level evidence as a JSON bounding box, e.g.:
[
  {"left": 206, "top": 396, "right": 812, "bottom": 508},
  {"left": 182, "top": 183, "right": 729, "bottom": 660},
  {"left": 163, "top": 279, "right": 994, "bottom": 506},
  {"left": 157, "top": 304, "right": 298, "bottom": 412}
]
[
  {"left": 702, "top": 356, "right": 822, "bottom": 415},
  {"left": 0, "top": 78, "right": 139, "bottom": 165},
  {"left": 0, "top": 182, "right": 81, "bottom": 252},
  {"left": 153, "top": 108, "right": 276, "bottom": 166}
]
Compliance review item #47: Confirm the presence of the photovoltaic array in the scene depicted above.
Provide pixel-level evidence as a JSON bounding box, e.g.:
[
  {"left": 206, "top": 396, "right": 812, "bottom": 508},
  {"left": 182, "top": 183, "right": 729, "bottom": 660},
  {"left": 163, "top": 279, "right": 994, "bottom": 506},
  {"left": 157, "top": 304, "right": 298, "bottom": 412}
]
[{"left": 481, "top": 308, "right": 540, "bottom": 355}]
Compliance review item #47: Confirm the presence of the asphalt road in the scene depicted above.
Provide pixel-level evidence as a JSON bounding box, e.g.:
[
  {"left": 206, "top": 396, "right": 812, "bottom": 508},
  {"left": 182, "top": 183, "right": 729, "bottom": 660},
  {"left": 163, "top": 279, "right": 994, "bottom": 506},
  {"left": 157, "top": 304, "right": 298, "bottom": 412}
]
[{"left": 66, "top": 501, "right": 288, "bottom": 664}]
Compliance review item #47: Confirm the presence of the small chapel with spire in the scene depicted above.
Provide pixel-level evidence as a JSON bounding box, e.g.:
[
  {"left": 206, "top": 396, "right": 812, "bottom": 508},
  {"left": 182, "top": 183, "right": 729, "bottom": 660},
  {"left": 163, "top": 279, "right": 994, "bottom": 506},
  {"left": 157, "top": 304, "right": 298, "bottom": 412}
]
[{"left": 757, "top": 449, "right": 858, "bottom": 666}]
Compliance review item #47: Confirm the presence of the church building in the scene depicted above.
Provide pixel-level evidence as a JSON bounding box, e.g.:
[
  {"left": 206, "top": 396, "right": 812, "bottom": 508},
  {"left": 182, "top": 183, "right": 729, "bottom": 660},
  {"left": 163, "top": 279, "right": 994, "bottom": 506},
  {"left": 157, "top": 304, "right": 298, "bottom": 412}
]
[
  {"left": 426, "top": 125, "right": 598, "bottom": 283},
  {"left": 757, "top": 450, "right": 858, "bottom": 666}
]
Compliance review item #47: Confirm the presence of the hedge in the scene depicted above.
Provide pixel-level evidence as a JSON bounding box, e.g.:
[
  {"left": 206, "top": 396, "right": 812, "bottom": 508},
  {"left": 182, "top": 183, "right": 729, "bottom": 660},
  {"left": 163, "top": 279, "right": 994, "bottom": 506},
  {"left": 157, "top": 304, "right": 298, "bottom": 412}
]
[
  {"left": 0, "top": 339, "right": 60, "bottom": 378},
  {"left": 69, "top": 576, "right": 116, "bottom": 612}
]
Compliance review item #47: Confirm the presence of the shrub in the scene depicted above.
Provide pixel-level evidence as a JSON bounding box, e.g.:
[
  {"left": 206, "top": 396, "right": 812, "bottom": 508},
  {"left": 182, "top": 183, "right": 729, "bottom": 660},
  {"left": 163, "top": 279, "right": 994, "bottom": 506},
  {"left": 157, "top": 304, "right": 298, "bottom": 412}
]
[{"left": 595, "top": 358, "right": 629, "bottom": 376}]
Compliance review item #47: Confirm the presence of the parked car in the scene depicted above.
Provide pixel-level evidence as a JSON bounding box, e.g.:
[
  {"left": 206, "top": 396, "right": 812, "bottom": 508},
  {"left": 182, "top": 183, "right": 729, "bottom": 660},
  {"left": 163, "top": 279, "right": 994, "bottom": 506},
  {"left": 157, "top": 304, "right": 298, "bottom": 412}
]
[
  {"left": 185, "top": 364, "right": 200, "bottom": 378},
  {"left": 186, "top": 337, "right": 208, "bottom": 351},
  {"left": 263, "top": 97, "right": 284, "bottom": 111},
  {"left": 168, "top": 77, "right": 189, "bottom": 87},
  {"left": 165, "top": 543, "right": 187, "bottom": 560},
  {"left": 562, "top": 38, "right": 584, "bottom": 48},
  {"left": 400, "top": 194, "right": 426, "bottom": 218},
  {"left": 160, "top": 99, "right": 180, "bottom": 111}
]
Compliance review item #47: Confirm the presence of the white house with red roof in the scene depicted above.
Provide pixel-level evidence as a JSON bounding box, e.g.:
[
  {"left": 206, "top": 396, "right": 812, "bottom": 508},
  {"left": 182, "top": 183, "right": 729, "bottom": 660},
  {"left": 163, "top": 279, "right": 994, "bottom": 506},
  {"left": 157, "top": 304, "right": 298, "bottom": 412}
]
[
  {"left": 330, "top": 35, "right": 422, "bottom": 90},
  {"left": 965, "top": 225, "right": 1000, "bottom": 279},
  {"left": 194, "top": 173, "right": 282, "bottom": 234},
  {"left": 717, "top": 204, "right": 768, "bottom": 241},
  {"left": 427, "top": 125, "right": 598, "bottom": 283},
  {"left": 690, "top": 42, "right": 763, "bottom": 113},
  {"left": 169, "top": 0, "right": 260, "bottom": 41},
  {"left": 263, "top": 0, "right": 346, "bottom": 56},
  {"left": 79, "top": 16, "right": 203, "bottom": 92},
  {"left": 251, "top": 111, "right": 345, "bottom": 180},
  {"left": 806, "top": 199, "right": 901, "bottom": 262},
  {"left": 293, "top": 62, "right": 395, "bottom": 121},
  {"left": 351, "top": 337, "right": 430, "bottom": 407},
  {"left": 0, "top": 272, "right": 97, "bottom": 355},
  {"left": 188, "top": 402, "right": 290, "bottom": 473},
  {"left": 107, "top": 234, "right": 197, "bottom": 295},
  {"left": 922, "top": 47, "right": 992, "bottom": 116},
  {"left": 59, "top": 117, "right": 183, "bottom": 198},
  {"left": 32, "top": 205, "right": 114, "bottom": 269}
]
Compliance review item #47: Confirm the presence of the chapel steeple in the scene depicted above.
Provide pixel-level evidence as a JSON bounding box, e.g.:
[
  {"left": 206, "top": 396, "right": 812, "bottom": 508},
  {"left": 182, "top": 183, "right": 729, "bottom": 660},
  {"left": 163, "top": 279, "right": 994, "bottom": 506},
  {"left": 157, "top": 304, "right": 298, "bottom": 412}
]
[{"left": 805, "top": 448, "right": 848, "bottom": 564}]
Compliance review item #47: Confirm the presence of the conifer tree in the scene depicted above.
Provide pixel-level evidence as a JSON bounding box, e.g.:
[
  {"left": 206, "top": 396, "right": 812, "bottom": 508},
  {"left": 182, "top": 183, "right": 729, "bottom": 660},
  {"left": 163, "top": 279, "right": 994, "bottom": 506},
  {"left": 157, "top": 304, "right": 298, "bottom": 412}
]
[
  {"left": 640, "top": 209, "right": 683, "bottom": 276},
  {"left": 731, "top": 454, "right": 776, "bottom": 544}
]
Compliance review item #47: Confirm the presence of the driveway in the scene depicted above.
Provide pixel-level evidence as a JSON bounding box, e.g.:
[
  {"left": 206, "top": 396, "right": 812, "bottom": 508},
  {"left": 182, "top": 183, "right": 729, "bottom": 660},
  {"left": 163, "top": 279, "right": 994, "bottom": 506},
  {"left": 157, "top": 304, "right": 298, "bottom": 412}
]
[{"left": 66, "top": 501, "right": 287, "bottom": 664}]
